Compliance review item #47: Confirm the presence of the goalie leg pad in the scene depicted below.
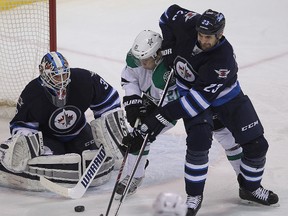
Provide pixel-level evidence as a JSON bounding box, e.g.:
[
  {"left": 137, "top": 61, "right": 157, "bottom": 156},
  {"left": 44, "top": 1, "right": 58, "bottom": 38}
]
[
  {"left": 0, "top": 153, "right": 82, "bottom": 191},
  {"left": 0, "top": 132, "right": 44, "bottom": 172},
  {"left": 26, "top": 153, "right": 82, "bottom": 184},
  {"left": 82, "top": 149, "right": 114, "bottom": 187},
  {"left": 0, "top": 148, "right": 114, "bottom": 191},
  {"left": 0, "top": 163, "right": 43, "bottom": 191},
  {"left": 91, "top": 108, "right": 129, "bottom": 170}
]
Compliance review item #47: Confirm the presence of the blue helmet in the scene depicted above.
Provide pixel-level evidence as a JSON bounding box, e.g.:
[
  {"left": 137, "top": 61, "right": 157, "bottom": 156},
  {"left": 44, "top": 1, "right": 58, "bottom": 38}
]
[{"left": 196, "top": 9, "right": 225, "bottom": 36}]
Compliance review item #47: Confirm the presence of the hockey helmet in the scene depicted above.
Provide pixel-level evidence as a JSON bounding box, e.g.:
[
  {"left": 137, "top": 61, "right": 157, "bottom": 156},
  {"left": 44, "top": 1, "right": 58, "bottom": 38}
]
[
  {"left": 39, "top": 51, "right": 71, "bottom": 99},
  {"left": 196, "top": 9, "right": 225, "bottom": 36},
  {"left": 131, "top": 30, "right": 162, "bottom": 60},
  {"left": 152, "top": 192, "right": 187, "bottom": 216}
]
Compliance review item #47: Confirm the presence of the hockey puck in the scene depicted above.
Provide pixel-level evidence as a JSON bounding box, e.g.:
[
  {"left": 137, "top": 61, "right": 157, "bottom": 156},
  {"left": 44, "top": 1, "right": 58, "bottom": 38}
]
[
  {"left": 99, "top": 214, "right": 104, "bottom": 216},
  {"left": 74, "top": 205, "right": 85, "bottom": 212}
]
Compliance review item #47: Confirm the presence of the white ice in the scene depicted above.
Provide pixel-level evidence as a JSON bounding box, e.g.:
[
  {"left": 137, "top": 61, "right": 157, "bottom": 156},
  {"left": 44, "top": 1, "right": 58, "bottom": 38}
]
[{"left": 0, "top": 0, "right": 288, "bottom": 215}]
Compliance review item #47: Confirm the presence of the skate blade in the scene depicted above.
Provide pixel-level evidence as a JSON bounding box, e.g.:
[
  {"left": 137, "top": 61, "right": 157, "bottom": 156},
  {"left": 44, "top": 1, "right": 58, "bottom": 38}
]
[{"left": 240, "top": 199, "right": 280, "bottom": 207}]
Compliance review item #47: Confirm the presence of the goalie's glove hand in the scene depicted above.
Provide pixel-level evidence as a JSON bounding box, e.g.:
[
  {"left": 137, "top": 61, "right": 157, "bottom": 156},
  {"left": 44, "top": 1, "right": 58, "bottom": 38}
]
[
  {"left": 140, "top": 107, "right": 172, "bottom": 141},
  {"left": 121, "top": 129, "right": 146, "bottom": 154},
  {"left": 123, "top": 95, "right": 147, "bottom": 127}
]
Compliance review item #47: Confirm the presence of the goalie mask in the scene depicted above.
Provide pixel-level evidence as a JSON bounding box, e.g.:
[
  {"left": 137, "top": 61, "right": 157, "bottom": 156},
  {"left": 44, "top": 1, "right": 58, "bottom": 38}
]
[
  {"left": 131, "top": 30, "right": 162, "bottom": 67},
  {"left": 39, "top": 51, "right": 71, "bottom": 107}
]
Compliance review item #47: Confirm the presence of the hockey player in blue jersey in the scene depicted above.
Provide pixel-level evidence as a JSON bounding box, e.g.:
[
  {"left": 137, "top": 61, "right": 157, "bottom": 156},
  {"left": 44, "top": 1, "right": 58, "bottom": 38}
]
[
  {"left": 122, "top": 5, "right": 279, "bottom": 216},
  {"left": 119, "top": 30, "right": 242, "bottom": 199},
  {"left": 0, "top": 51, "right": 126, "bottom": 191}
]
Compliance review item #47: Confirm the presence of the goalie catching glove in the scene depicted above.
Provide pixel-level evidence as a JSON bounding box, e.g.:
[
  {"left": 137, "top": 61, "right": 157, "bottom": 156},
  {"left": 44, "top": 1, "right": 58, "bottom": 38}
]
[{"left": 121, "top": 107, "right": 172, "bottom": 153}]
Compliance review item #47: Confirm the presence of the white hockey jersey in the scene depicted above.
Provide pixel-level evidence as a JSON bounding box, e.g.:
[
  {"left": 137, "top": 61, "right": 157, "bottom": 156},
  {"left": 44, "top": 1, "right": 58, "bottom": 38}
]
[{"left": 121, "top": 50, "right": 179, "bottom": 108}]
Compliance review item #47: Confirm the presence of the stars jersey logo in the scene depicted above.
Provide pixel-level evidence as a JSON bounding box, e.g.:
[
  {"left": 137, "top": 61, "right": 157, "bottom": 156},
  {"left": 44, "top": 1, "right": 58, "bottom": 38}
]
[{"left": 49, "top": 105, "right": 82, "bottom": 133}]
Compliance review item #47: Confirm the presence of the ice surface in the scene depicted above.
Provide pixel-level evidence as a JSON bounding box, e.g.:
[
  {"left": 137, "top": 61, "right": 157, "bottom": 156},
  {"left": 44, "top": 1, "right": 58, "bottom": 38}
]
[{"left": 0, "top": 0, "right": 287, "bottom": 215}]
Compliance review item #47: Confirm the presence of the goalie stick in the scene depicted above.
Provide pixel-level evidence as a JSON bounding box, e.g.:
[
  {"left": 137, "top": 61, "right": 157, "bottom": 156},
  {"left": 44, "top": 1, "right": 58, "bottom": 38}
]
[
  {"left": 40, "top": 144, "right": 107, "bottom": 199},
  {"left": 114, "top": 70, "right": 174, "bottom": 216}
]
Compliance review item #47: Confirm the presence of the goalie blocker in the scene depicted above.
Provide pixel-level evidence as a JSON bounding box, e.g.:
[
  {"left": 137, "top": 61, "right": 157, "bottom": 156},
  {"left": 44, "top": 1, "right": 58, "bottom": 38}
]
[{"left": 0, "top": 108, "right": 128, "bottom": 191}]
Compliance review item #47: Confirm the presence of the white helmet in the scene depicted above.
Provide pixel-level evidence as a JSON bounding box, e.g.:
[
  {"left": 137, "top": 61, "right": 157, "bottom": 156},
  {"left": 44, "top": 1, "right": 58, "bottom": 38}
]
[
  {"left": 131, "top": 30, "right": 162, "bottom": 60},
  {"left": 152, "top": 193, "right": 187, "bottom": 216}
]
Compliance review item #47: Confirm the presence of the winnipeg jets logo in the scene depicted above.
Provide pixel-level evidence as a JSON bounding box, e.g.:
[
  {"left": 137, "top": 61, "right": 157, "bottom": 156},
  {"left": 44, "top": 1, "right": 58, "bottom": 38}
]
[
  {"left": 179, "top": 64, "right": 191, "bottom": 79},
  {"left": 49, "top": 106, "right": 82, "bottom": 133},
  {"left": 175, "top": 57, "right": 196, "bottom": 82},
  {"left": 57, "top": 110, "right": 74, "bottom": 127},
  {"left": 214, "top": 69, "right": 230, "bottom": 79}
]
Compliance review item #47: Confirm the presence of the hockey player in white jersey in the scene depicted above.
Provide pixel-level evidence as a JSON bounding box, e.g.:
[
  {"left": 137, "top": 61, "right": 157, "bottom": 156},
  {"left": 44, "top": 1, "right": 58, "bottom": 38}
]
[
  {"left": 118, "top": 30, "right": 243, "bottom": 197},
  {"left": 0, "top": 51, "right": 127, "bottom": 191}
]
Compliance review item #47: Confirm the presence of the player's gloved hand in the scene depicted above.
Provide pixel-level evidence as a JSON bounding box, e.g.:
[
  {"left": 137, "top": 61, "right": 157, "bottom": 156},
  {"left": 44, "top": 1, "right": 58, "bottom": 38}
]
[
  {"left": 142, "top": 94, "right": 157, "bottom": 114},
  {"left": 123, "top": 95, "right": 147, "bottom": 127},
  {"left": 121, "top": 129, "right": 145, "bottom": 153},
  {"left": 121, "top": 108, "right": 172, "bottom": 153},
  {"left": 140, "top": 107, "right": 172, "bottom": 141}
]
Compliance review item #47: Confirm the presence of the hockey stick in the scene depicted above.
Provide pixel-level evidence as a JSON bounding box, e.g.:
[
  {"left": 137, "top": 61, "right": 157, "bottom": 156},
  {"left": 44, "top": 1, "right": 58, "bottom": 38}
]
[
  {"left": 40, "top": 144, "right": 107, "bottom": 199},
  {"left": 104, "top": 119, "right": 140, "bottom": 216},
  {"left": 114, "top": 70, "right": 174, "bottom": 216}
]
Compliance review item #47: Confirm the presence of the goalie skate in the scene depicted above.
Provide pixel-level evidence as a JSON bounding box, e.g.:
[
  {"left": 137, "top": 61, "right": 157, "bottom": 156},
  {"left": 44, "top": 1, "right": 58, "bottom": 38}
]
[{"left": 114, "top": 175, "right": 143, "bottom": 199}]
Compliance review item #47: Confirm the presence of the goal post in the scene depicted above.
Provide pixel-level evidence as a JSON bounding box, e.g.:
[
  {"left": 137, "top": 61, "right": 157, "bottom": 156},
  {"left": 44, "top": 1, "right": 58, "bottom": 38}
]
[{"left": 0, "top": 0, "right": 57, "bottom": 117}]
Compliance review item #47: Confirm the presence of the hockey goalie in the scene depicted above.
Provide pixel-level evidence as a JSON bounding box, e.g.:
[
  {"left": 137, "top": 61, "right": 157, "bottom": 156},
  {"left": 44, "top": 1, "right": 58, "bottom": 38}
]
[{"left": 0, "top": 51, "right": 128, "bottom": 192}]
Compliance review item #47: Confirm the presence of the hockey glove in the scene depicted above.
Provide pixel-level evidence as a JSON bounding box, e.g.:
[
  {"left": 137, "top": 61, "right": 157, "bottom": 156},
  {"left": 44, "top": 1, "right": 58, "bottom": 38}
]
[
  {"left": 123, "top": 95, "right": 147, "bottom": 127},
  {"left": 140, "top": 107, "right": 172, "bottom": 141},
  {"left": 121, "top": 129, "right": 146, "bottom": 153},
  {"left": 142, "top": 94, "right": 158, "bottom": 114}
]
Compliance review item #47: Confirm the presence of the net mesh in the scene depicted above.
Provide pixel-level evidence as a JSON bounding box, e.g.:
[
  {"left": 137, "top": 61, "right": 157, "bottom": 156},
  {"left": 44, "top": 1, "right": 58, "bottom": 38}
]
[{"left": 0, "top": 0, "right": 50, "bottom": 108}]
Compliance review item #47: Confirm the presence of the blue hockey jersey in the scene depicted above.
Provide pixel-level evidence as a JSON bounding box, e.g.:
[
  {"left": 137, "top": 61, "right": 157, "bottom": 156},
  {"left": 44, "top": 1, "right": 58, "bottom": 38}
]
[
  {"left": 10, "top": 68, "right": 120, "bottom": 141},
  {"left": 159, "top": 4, "right": 241, "bottom": 120}
]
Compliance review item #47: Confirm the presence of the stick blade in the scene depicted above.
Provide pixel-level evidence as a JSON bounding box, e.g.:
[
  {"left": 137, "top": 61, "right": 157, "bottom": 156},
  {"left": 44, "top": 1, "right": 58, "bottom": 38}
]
[{"left": 40, "top": 176, "right": 70, "bottom": 198}]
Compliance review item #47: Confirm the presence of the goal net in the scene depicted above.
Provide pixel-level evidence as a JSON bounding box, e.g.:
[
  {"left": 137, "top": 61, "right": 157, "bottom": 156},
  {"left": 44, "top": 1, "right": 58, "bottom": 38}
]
[{"left": 0, "top": 0, "right": 56, "bottom": 118}]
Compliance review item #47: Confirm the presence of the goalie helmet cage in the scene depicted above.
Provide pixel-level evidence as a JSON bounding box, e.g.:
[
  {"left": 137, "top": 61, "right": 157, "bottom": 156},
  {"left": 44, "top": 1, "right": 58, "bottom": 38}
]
[{"left": 0, "top": 0, "right": 57, "bottom": 118}]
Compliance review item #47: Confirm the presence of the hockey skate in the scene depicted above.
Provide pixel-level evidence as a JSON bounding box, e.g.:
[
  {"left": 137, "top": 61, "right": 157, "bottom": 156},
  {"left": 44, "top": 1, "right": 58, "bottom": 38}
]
[
  {"left": 115, "top": 175, "right": 144, "bottom": 199},
  {"left": 239, "top": 186, "right": 279, "bottom": 206},
  {"left": 186, "top": 195, "right": 203, "bottom": 216}
]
